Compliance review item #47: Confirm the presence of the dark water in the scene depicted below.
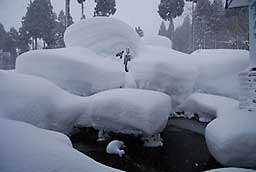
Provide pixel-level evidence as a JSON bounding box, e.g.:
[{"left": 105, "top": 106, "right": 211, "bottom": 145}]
[{"left": 70, "top": 119, "right": 223, "bottom": 172}]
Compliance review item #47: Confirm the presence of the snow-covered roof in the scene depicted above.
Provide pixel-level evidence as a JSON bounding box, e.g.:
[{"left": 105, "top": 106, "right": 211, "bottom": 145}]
[{"left": 225, "top": 0, "right": 248, "bottom": 8}]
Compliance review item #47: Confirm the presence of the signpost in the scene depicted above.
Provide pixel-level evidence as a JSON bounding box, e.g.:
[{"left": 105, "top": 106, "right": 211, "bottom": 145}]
[{"left": 226, "top": 0, "right": 256, "bottom": 111}]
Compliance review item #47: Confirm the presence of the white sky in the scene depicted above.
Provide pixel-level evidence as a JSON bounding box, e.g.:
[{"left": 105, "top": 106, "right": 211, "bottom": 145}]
[{"left": 0, "top": 0, "right": 192, "bottom": 36}]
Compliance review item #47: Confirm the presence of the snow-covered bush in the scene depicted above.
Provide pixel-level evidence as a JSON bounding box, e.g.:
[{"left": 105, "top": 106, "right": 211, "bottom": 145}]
[
  {"left": 16, "top": 47, "right": 125, "bottom": 96},
  {"left": 64, "top": 17, "right": 141, "bottom": 58},
  {"left": 191, "top": 49, "right": 249, "bottom": 99},
  {"left": 130, "top": 45, "right": 198, "bottom": 108},
  {"left": 0, "top": 70, "right": 171, "bottom": 136}
]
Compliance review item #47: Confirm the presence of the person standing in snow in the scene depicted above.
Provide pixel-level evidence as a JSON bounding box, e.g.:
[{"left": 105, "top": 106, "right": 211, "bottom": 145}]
[{"left": 124, "top": 48, "right": 131, "bottom": 72}]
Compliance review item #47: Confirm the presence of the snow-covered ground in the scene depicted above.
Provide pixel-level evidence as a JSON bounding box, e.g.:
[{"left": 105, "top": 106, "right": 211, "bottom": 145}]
[
  {"left": 64, "top": 17, "right": 141, "bottom": 58},
  {"left": 16, "top": 47, "right": 125, "bottom": 96},
  {"left": 0, "top": 119, "right": 123, "bottom": 172},
  {"left": 206, "top": 168, "right": 256, "bottom": 172}
]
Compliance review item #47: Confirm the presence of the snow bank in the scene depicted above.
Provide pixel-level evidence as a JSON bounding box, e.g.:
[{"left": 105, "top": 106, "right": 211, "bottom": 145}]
[
  {"left": 0, "top": 119, "right": 123, "bottom": 172},
  {"left": 130, "top": 46, "right": 198, "bottom": 108},
  {"left": 16, "top": 47, "right": 124, "bottom": 96},
  {"left": 78, "top": 88, "right": 172, "bottom": 136},
  {"left": 205, "top": 111, "right": 256, "bottom": 168},
  {"left": 206, "top": 168, "right": 256, "bottom": 172},
  {"left": 0, "top": 70, "right": 85, "bottom": 133},
  {"left": 0, "top": 70, "right": 171, "bottom": 136},
  {"left": 177, "top": 93, "right": 239, "bottom": 122},
  {"left": 191, "top": 49, "right": 249, "bottom": 99},
  {"left": 64, "top": 17, "right": 141, "bottom": 57},
  {"left": 142, "top": 35, "right": 172, "bottom": 48}
]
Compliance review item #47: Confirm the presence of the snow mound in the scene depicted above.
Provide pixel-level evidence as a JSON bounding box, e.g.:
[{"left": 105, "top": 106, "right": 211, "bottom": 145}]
[
  {"left": 0, "top": 119, "right": 123, "bottom": 172},
  {"left": 191, "top": 49, "right": 249, "bottom": 99},
  {"left": 130, "top": 46, "right": 198, "bottom": 108},
  {"left": 64, "top": 17, "right": 141, "bottom": 57},
  {"left": 0, "top": 70, "right": 171, "bottom": 136},
  {"left": 177, "top": 93, "right": 239, "bottom": 122},
  {"left": 142, "top": 35, "right": 172, "bottom": 48},
  {"left": 0, "top": 70, "right": 85, "bottom": 133},
  {"left": 79, "top": 88, "right": 172, "bottom": 136},
  {"left": 106, "top": 140, "right": 126, "bottom": 157},
  {"left": 16, "top": 47, "right": 124, "bottom": 96},
  {"left": 205, "top": 111, "right": 256, "bottom": 168},
  {"left": 206, "top": 168, "right": 256, "bottom": 172}
]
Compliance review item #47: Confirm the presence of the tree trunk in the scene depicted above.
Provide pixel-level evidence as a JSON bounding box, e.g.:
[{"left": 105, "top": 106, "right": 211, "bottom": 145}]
[
  {"left": 81, "top": 2, "right": 85, "bottom": 19},
  {"left": 65, "top": 0, "right": 70, "bottom": 28},
  {"left": 32, "top": 39, "right": 35, "bottom": 50},
  {"left": 35, "top": 38, "right": 38, "bottom": 50}
]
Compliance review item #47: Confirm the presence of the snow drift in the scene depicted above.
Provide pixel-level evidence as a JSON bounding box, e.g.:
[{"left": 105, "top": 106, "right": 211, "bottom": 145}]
[
  {"left": 142, "top": 35, "right": 172, "bottom": 48},
  {"left": 0, "top": 70, "right": 171, "bottom": 136},
  {"left": 130, "top": 45, "right": 198, "bottom": 108},
  {"left": 64, "top": 17, "right": 141, "bottom": 57},
  {"left": 78, "top": 88, "right": 171, "bottom": 135},
  {"left": 191, "top": 49, "right": 249, "bottom": 99},
  {"left": 177, "top": 93, "right": 239, "bottom": 122},
  {"left": 16, "top": 47, "right": 125, "bottom": 96},
  {"left": 0, "top": 119, "right": 123, "bottom": 172},
  {"left": 205, "top": 111, "right": 256, "bottom": 168}
]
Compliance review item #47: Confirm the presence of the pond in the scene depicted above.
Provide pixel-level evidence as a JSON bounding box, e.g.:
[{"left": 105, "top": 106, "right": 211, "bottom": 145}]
[{"left": 70, "top": 118, "right": 223, "bottom": 172}]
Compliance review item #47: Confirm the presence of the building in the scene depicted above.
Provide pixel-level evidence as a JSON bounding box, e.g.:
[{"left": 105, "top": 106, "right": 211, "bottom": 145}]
[{"left": 226, "top": 0, "right": 256, "bottom": 112}]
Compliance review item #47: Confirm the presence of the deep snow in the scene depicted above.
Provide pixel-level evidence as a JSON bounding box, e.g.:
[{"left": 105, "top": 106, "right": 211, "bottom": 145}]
[
  {"left": 0, "top": 70, "right": 171, "bottom": 136},
  {"left": 16, "top": 47, "right": 125, "bottom": 96},
  {"left": 0, "top": 119, "right": 123, "bottom": 172},
  {"left": 130, "top": 45, "right": 198, "bottom": 108},
  {"left": 205, "top": 111, "right": 256, "bottom": 168},
  {"left": 191, "top": 49, "right": 249, "bottom": 99},
  {"left": 177, "top": 93, "right": 239, "bottom": 122},
  {"left": 64, "top": 17, "right": 141, "bottom": 58}
]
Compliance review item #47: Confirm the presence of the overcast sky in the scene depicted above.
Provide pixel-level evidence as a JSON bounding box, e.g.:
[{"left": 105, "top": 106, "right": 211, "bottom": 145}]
[{"left": 0, "top": 0, "right": 192, "bottom": 36}]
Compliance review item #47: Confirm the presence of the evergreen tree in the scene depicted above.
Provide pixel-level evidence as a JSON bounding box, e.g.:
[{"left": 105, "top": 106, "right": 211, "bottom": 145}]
[
  {"left": 224, "top": 7, "right": 249, "bottom": 49},
  {"left": 22, "top": 0, "right": 57, "bottom": 49},
  {"left": 158, "top": 0, "right": 185, "bottom": 21},
  {"left": 158, "top": 0, "right": 185, "bottom": 40},
  {"left": 166, "top": 19, "right": 174, "bottom": 40},
  {"left": 65, "top": 0, "right": 71, "bottom": 27},
  {"left": 0, "top": 23, "right": 7, "bottom": 50},
  {"left": 209, "top": 0, "right": 225, "bottom": 48},
  {"left": 94, "top": 0, "right": 116, "bottom": 17},
  {"left": 51, "top": 10, "right": 67, "bottom": 48},
  {"left": 5, "top": 28, "right": 19, "bottom": 57},
  {"left": 173, "top": 15, "right": 192, "bottom": 53},
  {"left": 18, "top": 26, "right": 30, "bottom": 54},
  {"left": 193, "top": 0, "right": 212, "bottom": 49},
  {"left": 158, "top": 21, "right": 167, "bottom": 37}
]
